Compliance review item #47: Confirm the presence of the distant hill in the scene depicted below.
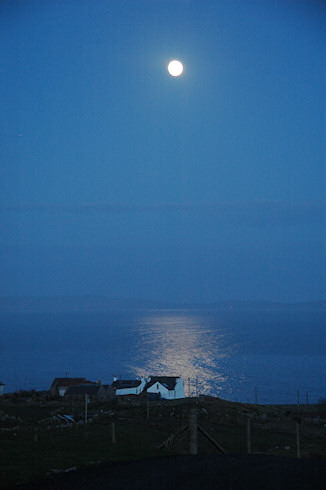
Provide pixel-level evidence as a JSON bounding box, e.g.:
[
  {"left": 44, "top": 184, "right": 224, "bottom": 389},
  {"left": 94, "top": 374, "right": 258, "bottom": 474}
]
[
  {"left": 0, "top": 296, "right": 167, "bottom": 313},
  {"left": 0, "top": 296, "right": 325, "bottom": 313}
]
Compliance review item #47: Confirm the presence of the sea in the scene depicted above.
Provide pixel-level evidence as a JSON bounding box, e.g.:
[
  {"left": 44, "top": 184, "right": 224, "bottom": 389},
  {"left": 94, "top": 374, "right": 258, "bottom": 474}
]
[{"left": 1, "top": 308, "right": 326, "bottom": 405}]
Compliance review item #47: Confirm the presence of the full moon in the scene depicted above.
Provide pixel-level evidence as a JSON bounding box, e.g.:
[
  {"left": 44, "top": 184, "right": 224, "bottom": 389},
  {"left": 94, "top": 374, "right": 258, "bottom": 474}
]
[{"left": 168, "top": 60, "right": 183, "bottom": 77}]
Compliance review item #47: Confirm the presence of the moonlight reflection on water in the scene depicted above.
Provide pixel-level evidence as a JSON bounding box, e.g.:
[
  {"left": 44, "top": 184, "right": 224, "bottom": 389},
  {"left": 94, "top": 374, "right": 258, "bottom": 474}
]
[{"left": 130, "top": 311, "right": 232, "bottom": 396}]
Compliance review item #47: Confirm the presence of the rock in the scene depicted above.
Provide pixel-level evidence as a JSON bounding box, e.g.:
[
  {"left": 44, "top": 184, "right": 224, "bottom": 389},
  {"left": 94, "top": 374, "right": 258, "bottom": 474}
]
[{"left": 0, "top": 411, "right": 9, "bottom": 421}]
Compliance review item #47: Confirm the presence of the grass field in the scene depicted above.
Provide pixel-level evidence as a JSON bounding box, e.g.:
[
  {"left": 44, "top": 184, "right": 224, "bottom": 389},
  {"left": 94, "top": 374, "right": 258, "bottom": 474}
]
[{"left": 1, "top": 393, "right": 325, "bottom": 487}]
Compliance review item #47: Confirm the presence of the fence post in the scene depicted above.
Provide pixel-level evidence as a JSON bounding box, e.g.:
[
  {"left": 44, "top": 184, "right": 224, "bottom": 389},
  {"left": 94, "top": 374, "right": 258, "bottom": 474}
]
[
  {"left": 296, "top": 420, "right": 301, "bottom": 458},
  {"left": 247, "top": 418, "right": 251, "bottom": 454},
  {"left": 84, "top": 394, "right": 88, "bottom": 427},
  {"left": 305, "top": 391, "right": 308, "bottom": 409},
  {"left": 255, "top": 386, "right": 258, "bottom": 405},
  {"left": 189, "top": 408, "right": 198, "bottom": 455},
  {"left": 146, "top": 393, "right": 150, "bottom": 419},
  {"left": 297, "top": 390, "right": 300, "bottom": 412},
  {"left": 111, "top": 421, "right": 116, "bottom": 444}
]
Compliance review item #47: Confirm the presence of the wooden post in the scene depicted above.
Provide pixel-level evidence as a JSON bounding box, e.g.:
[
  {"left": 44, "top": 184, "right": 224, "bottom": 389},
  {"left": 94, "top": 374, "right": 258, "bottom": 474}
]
[
  {"left": 146, "top": 392, "right": 150, "bottom": 419},
  {"left": 189, "top": 408, "right": 198, "bottom": 455},
  {"left": 255, "top": 386, "right": 258, "bottom": 405},
  {"left": 297, "top": 390, "right": 300, "bottom": 412},
  {"left": 305, "top": 391, "right": 308, "bottom": 409},
  {"left": 195, "top": 378, "right": 198, "bottom": 398},
  {"left": 296, "top": 420, "right": 301, "bottom": 458},
  {"left": 111, "top": 422, "right": 116, "bottom": 444},
  {"left": 85, "top": 394, "right": 88, "bottom": 427},
  {"left": 188, "top": 378, "right": 191, "bottom": 398},
  {"left": 247, "top": 418, "right": 251, "bottom": 455}
]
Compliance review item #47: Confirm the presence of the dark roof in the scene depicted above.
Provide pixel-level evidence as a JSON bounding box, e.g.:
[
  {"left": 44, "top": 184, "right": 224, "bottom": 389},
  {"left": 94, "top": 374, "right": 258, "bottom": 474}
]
[
  {"left": 145, "top": 376, "right": 179, "bottom": 391},
  {"left": 65, "top": 384, "right": 101, "bottom": 396},
  {"left": 51, "top": 377, "right": 94, "bottom": 388},
  {"left": 112, "top": 380, "right": 142, "bottom": 389},
  {"left": 0, "top": 382, "right": 4, "bottom": 386}
]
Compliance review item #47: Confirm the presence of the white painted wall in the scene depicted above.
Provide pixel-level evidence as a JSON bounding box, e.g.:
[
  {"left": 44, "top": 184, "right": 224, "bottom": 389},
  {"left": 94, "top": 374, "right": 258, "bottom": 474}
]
[
  {"left": 147, "top": 378, "right": 185, "bottom": 399},
  {"left": 115, "top": 378, "right": 146, "bottom": 396},
  {"left": 174, "top": 377, "right": 185, "bottom": 399},
  {"left": 58, "top": 386, "right": 69, "bottom": 397}
]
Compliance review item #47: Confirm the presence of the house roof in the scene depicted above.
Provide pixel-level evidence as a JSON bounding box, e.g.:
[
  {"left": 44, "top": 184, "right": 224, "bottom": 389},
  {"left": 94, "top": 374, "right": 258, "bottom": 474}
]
[
  {"left": 51, "top": 377, "right": 94, "bottom": 388},
  {"left": 145, "top": 376, "right": 180, "bottom": 391},
  {"left": 112, "top": 379, "right": 142, "bottom": 389},
  {"left": 65, "top": 384, "right": 101, "bottom": 396},
  {"left": 0, "top": 382, "right": 4, "bottom": 386}
]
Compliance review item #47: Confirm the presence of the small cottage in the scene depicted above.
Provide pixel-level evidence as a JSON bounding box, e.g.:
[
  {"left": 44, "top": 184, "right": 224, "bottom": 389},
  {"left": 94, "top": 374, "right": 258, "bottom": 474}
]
[
  {"left": 64, "top": 383, "right": 114, "bottom": 401},
  {"left": 145, "top": 376, "right": 184, "bottom": 399},
  {"left": 50, "top": 377, "right": 95, "bottom": 397}
]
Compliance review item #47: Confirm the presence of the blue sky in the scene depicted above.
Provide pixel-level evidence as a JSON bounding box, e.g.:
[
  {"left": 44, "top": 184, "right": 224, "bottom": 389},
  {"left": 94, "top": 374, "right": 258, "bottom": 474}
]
[{"left": 1, "top": 0, "right": 325, "bottom": 302}]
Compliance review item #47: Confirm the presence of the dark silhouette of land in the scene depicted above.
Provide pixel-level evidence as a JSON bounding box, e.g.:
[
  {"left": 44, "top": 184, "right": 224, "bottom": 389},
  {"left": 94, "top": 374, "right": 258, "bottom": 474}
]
[
  {"left": 1, "top": 394, "right": 326, "bottom": 489},
  {"left": 12, "top": 454, "right": 326, "bottom": 489},
  {"left": 0, "top": 296, "right": 325, "bottom": 313}
]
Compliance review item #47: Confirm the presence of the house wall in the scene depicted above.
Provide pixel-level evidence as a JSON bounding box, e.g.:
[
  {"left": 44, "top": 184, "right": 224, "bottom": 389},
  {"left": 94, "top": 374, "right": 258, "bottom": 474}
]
[
  {"left": 147, "top": 378, "right": 185, "bottom": 399},
  {"left": 115, "top": 378, "right": 146, "bottom": 396},
  {"left": 174, "top": 378, "right": 185, "bottom": 399},
  {"left": 97, "top": 385, "right": 114, "bottom": 400},
  {"left": 147, "top": 382, "right": 170, "bottom": 398},
  {"left": 58, "top": 386, "right": 68, "bottom": 397}
]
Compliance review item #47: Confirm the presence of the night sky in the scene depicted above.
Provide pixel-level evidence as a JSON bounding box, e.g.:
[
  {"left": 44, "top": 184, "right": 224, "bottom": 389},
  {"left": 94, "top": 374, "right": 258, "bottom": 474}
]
[{"left": 1, "top": 0, "right": 325, "bottom": 303}]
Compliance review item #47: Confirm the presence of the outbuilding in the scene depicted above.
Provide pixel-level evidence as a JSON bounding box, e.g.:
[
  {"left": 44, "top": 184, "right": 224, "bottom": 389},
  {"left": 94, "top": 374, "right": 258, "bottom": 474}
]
[
  {"left": 64, "top": 383, "right": 113, "bottom": 401},
  {"left": 50, "top": 377, "right": 95, "bottom": 397}
]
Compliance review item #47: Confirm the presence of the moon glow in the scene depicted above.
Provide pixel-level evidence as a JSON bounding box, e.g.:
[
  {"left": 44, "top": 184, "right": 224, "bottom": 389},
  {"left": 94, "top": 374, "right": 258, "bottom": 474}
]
[{"left": 168, "top": 60, "right": 183, "bottom": 77}]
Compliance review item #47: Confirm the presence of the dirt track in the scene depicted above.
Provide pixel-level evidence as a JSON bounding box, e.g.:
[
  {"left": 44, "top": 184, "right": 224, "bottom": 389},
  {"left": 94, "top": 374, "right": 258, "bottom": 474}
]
[{"left": 13, "top": 454, "right": 326, "bottom": 490}]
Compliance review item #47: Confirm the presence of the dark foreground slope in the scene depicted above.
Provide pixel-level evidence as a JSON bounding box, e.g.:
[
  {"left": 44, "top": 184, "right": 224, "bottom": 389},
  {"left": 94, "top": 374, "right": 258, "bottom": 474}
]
[{"left": 12, "top": 454, "right": 326, "bottom": 490}]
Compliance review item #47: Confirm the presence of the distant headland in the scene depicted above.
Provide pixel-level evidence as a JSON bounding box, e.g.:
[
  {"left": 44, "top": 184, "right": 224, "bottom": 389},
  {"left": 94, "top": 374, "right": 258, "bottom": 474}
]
[{"left": 0, "top": 296, "right": 325, "bottom": 313}]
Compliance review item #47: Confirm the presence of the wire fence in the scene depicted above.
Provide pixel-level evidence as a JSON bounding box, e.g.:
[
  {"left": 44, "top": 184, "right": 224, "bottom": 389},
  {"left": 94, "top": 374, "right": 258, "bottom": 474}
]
[
  {"left": 185, "top": 377, "right": 326, "bottom": 406},
  {"left": 148, "top": 402, "right": 326, "bottom": 459}
]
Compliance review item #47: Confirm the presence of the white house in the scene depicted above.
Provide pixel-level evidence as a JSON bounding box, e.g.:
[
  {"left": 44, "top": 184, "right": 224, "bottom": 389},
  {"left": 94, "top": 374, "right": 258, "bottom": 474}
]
[
  {"left": 112, "top": 377, "right": 147, "bottom": 396},
  {"left": 145, "top": 376, "right": 184, "bottom": 399}
]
